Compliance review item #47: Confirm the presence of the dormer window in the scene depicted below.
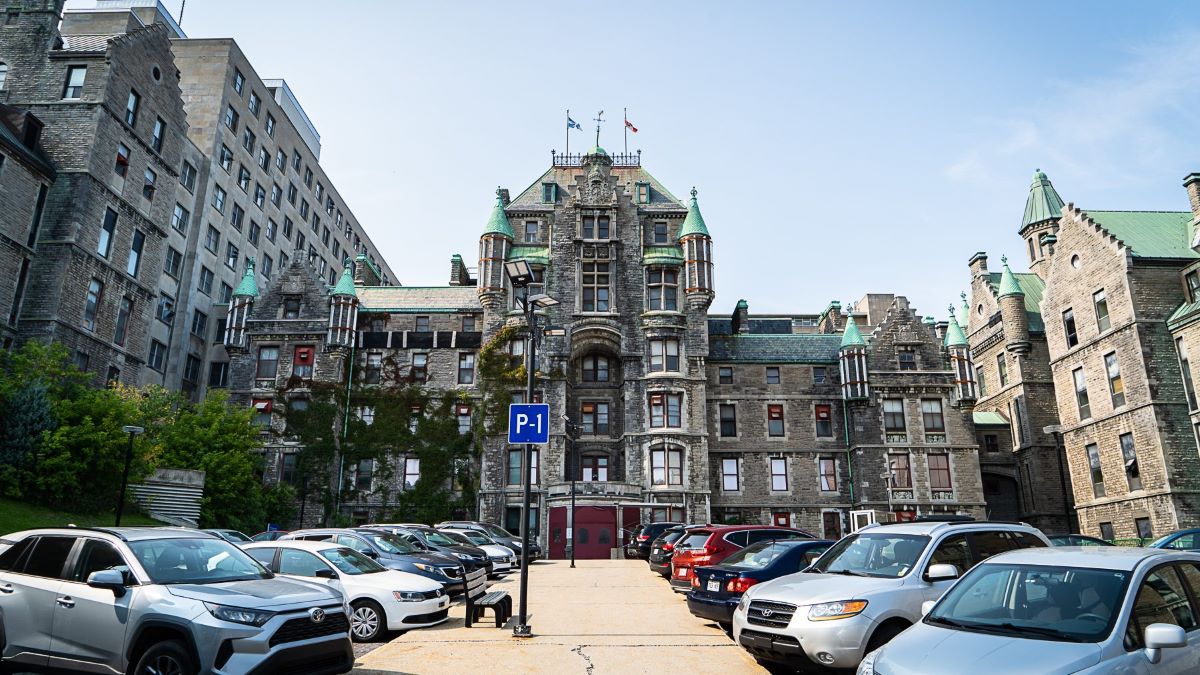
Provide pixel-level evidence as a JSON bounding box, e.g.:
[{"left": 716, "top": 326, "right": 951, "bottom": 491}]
[
  {"left": 541, "top": 183, "right": 557, "bottom": 203},
  {"left": 282, "top": 296, "right": 301, "bottom": 319},
  {"left": 635, "top": 182, "right": 650, "bottom": 204}
]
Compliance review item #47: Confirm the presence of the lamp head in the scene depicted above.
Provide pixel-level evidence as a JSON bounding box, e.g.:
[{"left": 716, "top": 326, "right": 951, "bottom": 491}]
[
  {"left": 122, "top": 425, "right": 145, "bottom": 435},
  {"left": 504, "top": 260, "right": 533, "bottom": 286}
]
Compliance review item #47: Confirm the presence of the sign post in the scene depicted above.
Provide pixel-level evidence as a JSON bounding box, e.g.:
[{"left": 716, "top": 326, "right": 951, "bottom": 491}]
[{"left": 509, "top": 402, "right": 549, "bottom": 637}]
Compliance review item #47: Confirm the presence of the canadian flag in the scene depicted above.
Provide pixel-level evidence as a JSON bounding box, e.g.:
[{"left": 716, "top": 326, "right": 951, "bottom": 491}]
[{"left": 625, "top": 119, "right": 638, "bottom": 133}]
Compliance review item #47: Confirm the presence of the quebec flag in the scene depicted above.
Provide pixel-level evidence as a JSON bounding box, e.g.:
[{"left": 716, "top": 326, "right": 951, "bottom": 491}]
[{"left": 567, "top": 117, "right": 582, "bottom": 130}]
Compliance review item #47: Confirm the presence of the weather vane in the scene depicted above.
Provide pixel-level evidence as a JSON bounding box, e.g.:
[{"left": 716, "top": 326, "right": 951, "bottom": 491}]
[{"left": 593, "top": 110, "right": 605, "bottom": 148}]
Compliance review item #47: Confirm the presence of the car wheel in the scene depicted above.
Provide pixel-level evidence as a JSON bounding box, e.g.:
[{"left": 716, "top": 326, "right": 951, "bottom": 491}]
[
  {"left": 131, "top": 640, "right": 195, "bottom": 675},
  {"left": 866, "top": 621, "right": 909, "bottom": 653},
  {"left": 350, "top": 600, "right": 385, "bottom": 642}
]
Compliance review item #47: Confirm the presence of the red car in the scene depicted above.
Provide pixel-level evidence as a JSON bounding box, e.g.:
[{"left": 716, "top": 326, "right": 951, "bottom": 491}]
[{"left": 669, "top": 525, "right": 814, "bottom": 592}]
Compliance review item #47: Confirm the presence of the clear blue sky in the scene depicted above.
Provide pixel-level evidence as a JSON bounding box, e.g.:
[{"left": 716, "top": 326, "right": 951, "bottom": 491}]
[{"left": 156, "top": 1, "right": 1200, "bottom": 316}]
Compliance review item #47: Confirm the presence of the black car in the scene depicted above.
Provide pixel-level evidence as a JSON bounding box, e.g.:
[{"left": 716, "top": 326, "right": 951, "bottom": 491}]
[
  {"left": 648, "top": 526, "right": 690, "bottom": 577},
  {"left": 627, "top": 521, "right": 683, "bottom": 560},
  {"left": 436, "top": 520, "right": 543, "bottom": 564},
  {"left": 687, "top": 538, "right": 832, "bottom": 626},
  {"left": 366, "top": 524, "right": 492, "bottom": 574},
  {"left": 283, "top": 528, "right": 466, "bottom": 592}
]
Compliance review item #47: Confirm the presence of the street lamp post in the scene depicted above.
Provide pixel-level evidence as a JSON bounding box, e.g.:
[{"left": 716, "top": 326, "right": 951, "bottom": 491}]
[
  {"left": 562, "top": 419, "right": 581, "bottom": 569},
  {"left": 504, "top": 259, "right": 559, "bottom": 639},
  {"left": 115, "top": 425, "right": 145, "bottom": 526}
]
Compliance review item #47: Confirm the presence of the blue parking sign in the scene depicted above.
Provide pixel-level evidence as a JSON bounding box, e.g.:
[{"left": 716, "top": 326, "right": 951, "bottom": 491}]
[{"left": 508, "top": 403, "right": 550, "bottom": 444}]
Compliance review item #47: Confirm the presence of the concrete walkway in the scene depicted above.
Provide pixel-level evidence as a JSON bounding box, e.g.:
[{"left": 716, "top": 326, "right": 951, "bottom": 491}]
[{"left": 353, "top": 560, "right": 767, "bottom": 674}]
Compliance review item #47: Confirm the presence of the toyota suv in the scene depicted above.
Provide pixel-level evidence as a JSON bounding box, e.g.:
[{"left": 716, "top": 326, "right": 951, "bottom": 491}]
[
  {"left": 733, "top": 519, "right": 1050, "bottom": 670},
  {"left": 0, "top": 527, "right": 352, "bottom": 674}
]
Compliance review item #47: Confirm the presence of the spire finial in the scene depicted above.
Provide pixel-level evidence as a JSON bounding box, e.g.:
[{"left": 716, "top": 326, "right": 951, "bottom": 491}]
[
  {"left": 495, "top": 185, "right": 502, "bottom": 200},
  {"left": 949, "top": 303, "right": 956, "bottom": 315},
  {"left": 690, "top": 186, "right": 698, "bottom": 200},
  {"left": 1000, "top": 254, "right": 1008, "bottom": 265},
  {"left": 960, "top": 291, "right": 967, "bottom": 302},
  {"left": 592, "top": 110, "right": 604, "bottom": 148}
]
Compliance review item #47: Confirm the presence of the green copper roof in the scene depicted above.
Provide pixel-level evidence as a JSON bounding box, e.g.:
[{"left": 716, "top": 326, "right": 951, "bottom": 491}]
[
  {"left": 677, "top": 187, "right": 711, "bottom": 240},
  {"left": 642, "top": 245, "right": 684, "bottom": 266},
  {"left": 589, "top": 145, "right": 607, "bottom": 156},
  {"left": 973, "top": 411, "right": 1009, "bottom": 426},
  {"left": 957, "top": 292, "right": 969, "bottom": 326},
  {"left": 233, "top": 258, "right": 259, "bottom": 298},
  {"left": 509, "top": 245, "right": 549, "bottom": 265},
  {"left": 482, "top": 188, "right": 514, "bottom": 239},
  {"left": 986, "top": 270, "right": 1045, "bottom": 332},
  {"left": 997, "top": 258, "right": 1024, "bottom": 298},
  {"left": 1022, "top": 169, "right": 1066, "bottom": 229},
  {"left": 1085, "top": 210, "right": 1197, "bottom": 259},
  {"left": 331, "top": 263, "right": 357, "bottom": 296},
  {"left": 840, "top": 315, "right": 866, "bottom": 348},
  {"left": 944, "top": 313, "right": 967, "bottom": 347}
]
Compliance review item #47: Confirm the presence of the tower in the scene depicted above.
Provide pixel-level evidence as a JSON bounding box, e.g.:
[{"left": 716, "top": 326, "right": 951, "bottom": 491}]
[
  {"left": 224, "top": 259, "right": 258, "bottom": 351},
  {"left": 944, "top": 307, "right": 977, "bottom": 402},
  {"left": 997, "top": 256, "right": 1030, "bottom": 355},
  {"left": 477, "top": 188, "right": 514, "bottom": 316},
  {"left": 1020, "top": 169, "right": 1065, "bottom": 278},
  {"left": 839, "top": 314, "right": 869, "bottom": 400},
  {"left": 679, "top": 188, "right": 715, "bottom": 310},
  {"left": 327, "top": 262, "right": 359, "bottom": 347}
]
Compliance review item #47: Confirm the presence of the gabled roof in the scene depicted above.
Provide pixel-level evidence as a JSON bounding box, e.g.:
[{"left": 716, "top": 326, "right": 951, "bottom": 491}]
[
  {"left": 356, "top": 286, "right": 481, "bottom": 314},
  {"left": 709, "top": 334, "right": 842, "bottom": 364},
  {"left": 506, "top": 165, "right": 686, "bottom": 211},
  {"left": 1084, "top": 210, "right": 1197, "bottom": 260},
  {"left": 986, "top": 270, "right": 1045, "bottom": 332},
  {"left": 1022, "top": 169, "right": 1065, "bottom": 229}
]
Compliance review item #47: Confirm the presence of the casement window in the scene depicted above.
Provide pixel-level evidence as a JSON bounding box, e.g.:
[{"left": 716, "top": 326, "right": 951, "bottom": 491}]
[
  {"left": 1093, "top": 290, "right": 1110, "bottom": 332},
  {"left": 114, "top": 143, "right": 130, "bottom": 177},
  {"left": 190, "top": 309, "right": 207, "bottom": 338},
  {"left": 646, "top": 268, "right": 678, "bottom": 310},
  {"left": 287, "top": 182, "right": 298, "bottom": 204},
  {"left": 198, "top": 266, "right": 214, "bottom": 295},
  {"left": 921, "top": 399, "right": 945, "bottom": 432},
  {"left": 721, "top": 458, "right": 739, "bottom": 491},
  {"left": 364, "top": 353, "right": 381, "bottom": 384},
  {"left": 304, "top": 167, "right": 313, "bottom": 187},
  {"left": 651, "top": 446, "right": 683, "bottom": 485},
  {"left": 814, "top": 404, "right": 833, "bottom": 437},
  {"left": 1073, "top": 367, "right": 1091, "bottom": 419},
  {"left": 348, "top": 459, "right": 374, "bottom": 492},
  {"left": 292, "top": 150, "right": 302, "bottom": 172},
  {"left": 898, "top": 350, "right": 916, "bottom": 370},
  {"left": 524, "top": 221, "right": 538, "bottom": 243},
  {"left": 458, "top": 353, "right": 475, "bottom": 384},
  {"left": 171, "top": 203, "right": 189, "bottom": 233},
  {"left": 127, "top": 229, "right": 145, "bottom": 277},
  {"left": 248, "top": 90, "right": 260, "bottom": 116},
  {"left": 113, "top": 296, "right": 132, "bottom": 346},
  {"left": 241, "top": 127, "right": 255, "bottom": 153},
  {"left": 718, "top": 367, "right": 733, "bottom": 384},
  {"left": 182, "top": 356, "right": 200, "bottom": 384},
  {"left": 770, "top": 457, "right": 788, "bottom": 491},
  {"left": 266, "top": 218, "right": 277, "bottom": 242},
  {"left": 581, "top": 213, "right": 610, "bottom": 239},
  {"left": 125, "top": 89, "right": 140, "bottom": 126},
  {"left": 581, "top": 252, "right": 610, "bottom": 311},
  {"left": 233, "top": 69, "right": 245, "bottom": 94},
  {"left": 256, "top": 346, "right": 279, "bottom": 379},
  {"left": 997, "top": 353, "right": 1008, "bottom": 385},
  {"left": 150, "top": 117, "right": 165, "bottom": 152},
  {"left": 254, "top": 184, "right": 266, "bottom": 209},
  {"left": 819, "top": 456, "right": 837, "bottom": 491},
  {"left": 157, "top": 294, "right": 174, "bottom": 323},
  {"left": 248, "top": 220, "right": 261, "bottom": 245},
  {"left": 412, "top": 353, "right": 428, "bottom": 382},
  {"left": 719, "top": 404, "right": 737, "bottom": 437},
  {"left": 883, "top": 399, "right": 906, "bottom": 432},
  {"left": 1086, "top": 443, "right": 1105, "bottom": 497},
  {"left": 652, "top": 220, "right": 667, "bottom": 243},
  {"left": 212, "top": 186, "right": 227, "bottom": 213},
  {"left": 266, "top": 113, "right": 276, "bottom": 137},
  {"left": 766, "top": 367, "right": 781, "bottom": 384},
  {"left": 283, "top": 217, "right": 294, "bottom": 239},
  {"left": 180, "top": 161, "right": 196, "bottom": 192},
  {"left": 163, "top": 247, "right": 182, "bottom": 277},
  {"left": 649, "top": 393, "right": 682, "bottom": 428},
  {"left": 456, "top": 404, "right": 472, "bottom": 435},
  {"left": 142, "top": 168, "right": 156, "bottom": 200},
  {"left": 292, "top": 346, "right": 314, "bottom": 379},
  {"left": 403, "top": 458, "right": 420, "bottom": 488},
  {"left": 581, "top": 355, "right": 609, "bottom": 382},
  {"left": 231, "top": 204, "right": 246, "bottom": 231},
  {"left": 767, "top": 404, "right": 785, "bottom": 437},
  {"left": 1120, "top": 433, "right": 1140, "bottom": 491},
  {"left": 541, "top": 183, "right": 556, "bottom": 203},
  {"left": 219, "top": 283, "right": 233, "bottom": 304},
  {"left": 649, "top": 339, "right": 680, "bottom": 372},
  {"left": 507, "top": 448, "right": 539, "bottom": 485},
  {"left": 237, "top": 166, "right": 251, "bottom": 191},
  {"left": 813, "top": 367, "right": 827, "bottom": 384},
  {"left": 1104, "top": 352, "right": 1125, "bottom": 407},
  {"left": 928, "top": 453, "right": 952, "bottom": 489},
  {"left": 976, "top": 366, "right": 987, "bottom": 395},
  {"left": 148, "top": 340, "right": 166, "bottom": 372},
  {"left": 275, "top": 149, "right": 286, "bottom": 170},
  {"left": 415, "top": 316, "right": 431, "bottom": 332},
  {"left": 225, "top": 242, "right": 239, "bottom": 270},
  {"left": 888, "top": 454, "right": 912, "bottom": 489},
  {"left": 98, "top": 208, "right": 117, "bottom": 258},
  {"left": 223, "top": 104, "right": 238, "bottom": 132},
  {"left": 270, "top": 183, "right": 282, "bottom": 207},
  {"left": 1063, "top": 308, "right": 1079, "bottom": 348},
  {"left": 1178, "top": 338, "right": 1198, "bottom": 410},
  {"left": 62, "top": 65, "right": 86, "bottom": 99},
  {"left": 635, "top": 183, "right": 650, "bottom": 205},
  {"left": 581, "top": 455, "right": 608, "bottom": 482},
  {"left": 581, "top": 401, "right": 609, "bottom": 434}
]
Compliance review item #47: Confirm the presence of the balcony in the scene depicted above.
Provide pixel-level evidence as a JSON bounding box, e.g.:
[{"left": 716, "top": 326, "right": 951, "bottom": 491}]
[{"left": 546, "top": 482, "right": 642, "bottom": 499}]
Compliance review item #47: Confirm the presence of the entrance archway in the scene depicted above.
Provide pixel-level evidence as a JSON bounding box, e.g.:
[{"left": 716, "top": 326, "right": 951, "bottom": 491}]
[{"left": 983, "top": 473, "right": 1020, "bottom": 522}]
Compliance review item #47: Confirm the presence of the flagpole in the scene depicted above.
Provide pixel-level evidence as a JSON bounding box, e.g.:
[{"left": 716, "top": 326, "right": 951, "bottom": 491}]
[
  {"left": 566, "top": 109, "right": 570, "bottom": 158},
  {"left": 624, "top": 107, "right": 628, "bottom": 155}
]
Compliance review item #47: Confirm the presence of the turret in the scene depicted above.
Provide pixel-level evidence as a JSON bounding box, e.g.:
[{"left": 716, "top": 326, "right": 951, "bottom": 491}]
[
  {"left": 478, "top": 187, "right": 514, "bottom": 313},
  {"left": 327, "top": 262, "right": 359, "bottom": 348},
  {"left": 997, "top": 255, "right": 1030, "bottom": 354},
  {"left": 1020, "top": 169, "right": 1065, "bottom": 278},
  {"left": 679, "top": 187, "right": 714, "bottom": 310},
  {"left": 839, "top": 313, "right": 869, "bottom": 400},
  {"left": 956, "top": 291, "right": 969, "bottom": 332},
  {"left": 945, "top": 306, "right": 977, "bottom": 402},
  {"left": 224, "top": 258, "right": 258, "bottom": 351}
]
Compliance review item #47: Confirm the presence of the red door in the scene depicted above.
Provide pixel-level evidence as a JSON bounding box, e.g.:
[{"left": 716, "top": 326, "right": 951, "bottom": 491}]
[
  {"left": 549, "top": 507, "right": 568, "bottom": 559},
  {"left": 574, "top": 507, "right": 617, "bottom": 559}
]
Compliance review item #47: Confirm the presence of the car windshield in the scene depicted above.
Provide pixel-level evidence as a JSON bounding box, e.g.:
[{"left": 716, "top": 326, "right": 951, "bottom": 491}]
[
  {"left": 722, "top": 541, "right": 794, "bottom": 570},
  {"left": 131, "top": 537, "right": 271, "bottom": 584},
  {"left": 320, "top": 547, "right": 385, "bottom": 575},
  {"left": 421, "top": 530, "right": 461, "bottom": 546},
  {"left": 365, "top": 534, "right": 419, "bottom": 554},
  {"left": 927, "top": 563, "right": 1130, "bottom": 643},
  {"left": 809, "top": 533, "right": 929, "bottom": 578}
]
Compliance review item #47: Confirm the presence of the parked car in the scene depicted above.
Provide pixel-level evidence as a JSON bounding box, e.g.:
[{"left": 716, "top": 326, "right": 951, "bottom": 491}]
[
  {"left": 0, "top": 527, "right": 353, "bottom": 674},
  {"left": 365, "top": 524, "right": 491, "bottom": 574},
  {"left": 1148, "top": 528, "right": 1200, "bottom": 551},
  {"left": 252, "top": 530, "right": 291, "bottom": 541},
  {"left": 670, "top": 525, "right": 814, "bottom": 592},
  {"left": 1048, "top": 533, "right": 1115, "bottom": 547},
  {"left": 687, "top": 539, "right": 832, "bottom": 627},
  {"left": 436, "top": 520, "right": 543, "bottom": 564},
  {"left": 439, "top": 528, "right": 516, "bottom": 576},
  {"left": 202, "top": 528, "right": 253, "bottom": 544},
  {"left": 282, "top": 528, "right": 465, "bottom": 592},
  {"left": 649, "top": 526, "right": 692, "bottom": 577},
  {"left": 733, "top": 520, "right": 1051, "bottom": 670},
  {"left": 628, "top": 522, "right": 683, "bottom": 560},
  {"left": 245, "top": 540, "right": 450, "bottom": 642},
  {"left": 860, "top": 546, "right": 1200, "bottom": 675}
]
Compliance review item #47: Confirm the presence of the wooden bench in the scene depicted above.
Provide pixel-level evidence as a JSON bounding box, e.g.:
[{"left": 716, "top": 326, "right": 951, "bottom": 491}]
[{"left": 463, "top": 566, "right": 511, "bottom": 628}]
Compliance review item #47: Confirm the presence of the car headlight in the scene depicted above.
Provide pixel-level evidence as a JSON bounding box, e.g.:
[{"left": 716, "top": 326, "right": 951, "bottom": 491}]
[
  {"left": 204, "top": 602, "right": 275, "bottom": 627},
  {"left": 808, "top": 600, "right": 868, "bottom": 621},
  {"left": 413, "top": 563, "right": 443, "bottom": 576},
  {"left": 857, "top": 647, "right": 880, "bottom": 675},
  {"left": 393, "top": 591, "right": 426, "bottom": 602},
  {"left": 736, "top": 594, "right": 751, "bottom": 613}
]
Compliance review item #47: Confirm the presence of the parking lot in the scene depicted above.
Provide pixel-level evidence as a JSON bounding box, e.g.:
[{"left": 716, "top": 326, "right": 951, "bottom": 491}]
[{"left": 352, "top": 560, "right": 766, "bottom": 674}]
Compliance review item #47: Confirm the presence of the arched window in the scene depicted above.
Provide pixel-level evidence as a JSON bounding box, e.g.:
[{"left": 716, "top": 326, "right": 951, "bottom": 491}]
[
  {"left": 0, "top": 63, "right": 8, "bottom": 90},
  {"left": 581, "top": 355, "right": 609, "bottom": 382}
]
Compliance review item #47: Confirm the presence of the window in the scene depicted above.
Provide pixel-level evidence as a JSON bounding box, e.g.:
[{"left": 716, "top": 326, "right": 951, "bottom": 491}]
[
  {"left": 269, "top": 183, "right": 282, "bottom": 207},
  {"left": 157, "top": 294, "right": 174, "bottom": 323},
  {"left": 1120, "top": 432, "right": 1140, "bottom": 491},
  {"left": 456, "top": 404, "right": 472, "bottom": 435},
  {"left": 233, "top": 68, "right": 245, "bottom": 94},
  {"left": 1189, "top": 272, "right": 1200, "bottom": 302},
  {"left": 541, "top": 183, "right": 556, "bottom": 203},
  {"left": 458, "top": 353, "right": 475, "bottom": 384},
  {"left": 461, "top": 315, "right": 477, "bottom": 332},
  {"left": 113, "top": 296, "right": 132, "bottom": 346},
  {"left": 256, "top": 346, "right": 279, "bottom": 379},
  {"left": 283, "top": 217, "right": 294, "bottom": 240},
  {"left": 212, "top": 185, "right": 227, "bottom": 213},
  {"left": 996, "top": 353, "right": 1008, "bottom": 386},
  {"left": 22, "top": 536, "right": 76, "bottom": 579},
  {"left": 977, "top": 366, "right": 987, "bottom": 396},
  {"left": 769, "top": 457, "right": 788, "bottom": 491},
  {"left": 73, "top": 350, "right": 90, "bottom": 372},
  {"left": 1086, "top": 443, "right": 1105, "bottom": 497},
  {"left": 819, "top": 456, "right": 837, "bottom": 491},
  {"left": 219, "top": 282, "right": 232, "bottom": 304},
  {"left": 1105, "top": 352, "right": 1125, "bottom": 407},
  {"left": 649, "top": 339, "right": 680, "bottom": 372},
  {"left": 653, "top": 220, "right": 667, "bottom": 244},
  {"left": 223, "top": 104, "right": 238, "bottom": 132},
  {"left": 248, "top": 220, "right": 260, "bottom": 245},
  {"left": 581, "top": 401, "right": 609, "bottom": 434},
  {"left": 265, "top": 219, "right": 278, "bottom": 244},
  {"left": 646, "top": 269, "right": 678, "bottom": 310},
  {"left": 282, "top": 295, "right": 301, "bottom": 319},
  {"left": 983, "top": 434, "right": 1000, "bottom": 453},
  {"left": 649, "top": 393, "right": 682, "bottom": 428},
  {"left": 813, "top": 366, "right": 827, "bottom": 384},
  {"left": 180, "top": 161, "right": 196, "bottom": 192},
  {"left": 7, "top": 258, "right": 27, "bottom": 327},
  {"left": 1179, "top": 338, "right": 1198, "bottom": 410},
  {"left": 718, "top": 367, "right": 733, "bottom": 384},
  {"left": 248, "top": 90, "right": 260, "bottom": 116},
  {"left": 200, "top": 227, "right": 219, "bottom": 256},
  {"left": 127, "top": 229, "right": 144, "bottom": 277},
  {"left": 1093, "top": 290, "right": 1110, "bottom": 333},
  {"left": 198, "top": 266, "right": 214, "bottom": 295},
  {"left": 62, "top": 65, "right": 86, "bottom": 99},
  {"left": 265, "top": 113, "right": 276, "bottom": 137},
  {"left": 921, "top": 399, "right": 945, "bottom": 432},
  {"left": 767, "top": 404, "right": 785, "bottom": 437},
  {"left": 225, "top": 242, "right": 239, "bottom": 269},
  {"left": 292, "top": 150, "right": 302, "bottom": 171},
  {"left": 124, "top": 89, "right": 139, "bottom": 127},
  {"left": 581, "top": 455, "right": 608, "bottom": 482},
  {"left": 1135, "top": 518, "right": 1154, "bottom": 540},
  {"left": 898, "top": 351, "right": 916, "bottom": 370},
  {"left": 814, "top": 404, "right": 833, "bottom": 437},
  {"left": 97, "top": 207, "right": 117, "bottom": 258},
  {"left": 1063, "top": 308, "right": 1078, "bottom": 348},
  {"left": 321, "top": 226, "right": 330, "bottom": 246},
  {"left": 883, "top": 399, "right": 906, "bottom": 432},
  {"left": 275, "top": 149, "right": 286, "bottom": 170},
  {"left": 719, "top": 404, "right": 737, "bottom": 437},
  {"left": 257, "top": 147, "right": 269, "bottom": 171},
  {"left": 581, "top": 254, "right": 610, "bottom": 311},
  {"left": 141, "top": 168, "right": 156, "bottom": 200},
  {"left": 1069, "top": 367, "right": 1092, "bottom": 420},
  {"left": 411, "top": 353, "right": 428, "bottom": 382},
  {"left": 148, "top": 340, "right": 166, "bottom": 372},
  {"left": 114, "top": 143, "right": 130, "bottom": 177},
  {"left": 254, "top": 184, "right": 267, "bottom": 209},
  {"left": 520, "top": 220, "right": 538, "bottom": 243},
  {"left": 928, "top": 453, "right": 952, "bottom": 489},
  {"left": 415, "top": 316, "right": 431, "bottom": 332},
  {"left": 190, "top": 309, "right": 207, "bottom": 338},
  {"left": 163, "top": 246, "right": 182, "bottom": 277},
  {"left": 304, "top": 167, "right": 313, "bottom": 187},
  {"left": 150, "top": 117, "right": 165, "bottom": 153},
  {"left": 364, "top": 353, "right": 381, "bottom": 384},
  {"left": 506, "top": 448, "right": 533, "bottom": 485},
  {"left": 292, "top": 346, "right": 314, "bottom": 379},
  {"left": 0, "top": 62, "right": 6, "bottom": 89},
  {"left": 651, "top": 447, "right": 683, "bottom": 485},
  {"left": 766, "top": 367, "right": 781, "bottom": 384},
  {"left": 241, "top": 127, "right": 255, "bottom": 153},
  {"left": 581, "top": 355, "right": 609, "bottom": 382},
  {"left": 237, "top": 166, "right": 250, "bottom": 192},
  {"left": 1099, "top": 522, "right": 1115, "bottom": 541},
  {"left": 889, "top": 454, "right": 912, "bottom": 488},
  {"left": 721, "top": 458, "right": 739, "bottom": 491},
  {"left": 170, "top": 203, "right": 190, "bottom": 233}
]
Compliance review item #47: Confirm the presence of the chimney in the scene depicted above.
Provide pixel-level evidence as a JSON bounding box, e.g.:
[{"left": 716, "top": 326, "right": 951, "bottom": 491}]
[
  {"left": 1184, "top": 174, "right": 1200, "bottom": 221},
  {"left": 449, "top": 254, "right": 473, "bottom": 286},
  {"left": 498, "top": 188, "right": 511, "bottom": 206},
  {"left": 732, "top": 299, "right": 749, "bottom": 334},
  {"left": 969, "top": 252, "right": 989, "bottom": 280},
  {"left": 353, "top": 254, "right": 381, "bottom": 286}
]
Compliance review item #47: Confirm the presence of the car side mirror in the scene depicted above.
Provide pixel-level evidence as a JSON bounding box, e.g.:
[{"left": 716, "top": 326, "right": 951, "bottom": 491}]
[
  {"left": 921, "top": 600, "right": 937, "bottom": 616},
  {"left": 87, "top": 569, "right": 127, "bottom": 597},
  {"left": 925, "top": 564, "right": 960, "bottom": 582},
  {"left": 1144, "top": 623, "right": 1187, "bottom": 664},
  {"left": 314, "top": 568, "right": 337, "bottom": 579}
]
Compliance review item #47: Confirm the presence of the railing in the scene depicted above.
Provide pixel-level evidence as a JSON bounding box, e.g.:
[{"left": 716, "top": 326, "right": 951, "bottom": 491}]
[
  {"left": 552, "top": 149, "right": 641, "bottom": 167},
  {"left": 545, "top": 482, "right": 642, "bottom": 498},
  {"left": 885, "top": 433, "right": 908, "bottom": 444},
  {"left": 924, "top": 433, "right": 947, "bottom": 444},
  {"left": 931, "top": 490, "right": 956, "bottom": 501}
]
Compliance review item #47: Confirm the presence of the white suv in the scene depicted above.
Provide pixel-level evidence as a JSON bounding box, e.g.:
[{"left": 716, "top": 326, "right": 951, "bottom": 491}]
[{"left": 732, "top": 520, "right": 1050, "bottom": 670}]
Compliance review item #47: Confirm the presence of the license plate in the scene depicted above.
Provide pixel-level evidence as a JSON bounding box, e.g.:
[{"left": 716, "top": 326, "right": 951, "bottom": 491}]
[
  {"left": 676, "top": 568, "right": 686, "bottom": 577},
  {"left": 707, "top": 580, "right": 720, "bottom": 592}
]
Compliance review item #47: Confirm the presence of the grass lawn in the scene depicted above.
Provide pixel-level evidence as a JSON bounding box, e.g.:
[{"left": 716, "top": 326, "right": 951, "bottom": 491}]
[{"left": 0, "top": 497, "right": 162, "bottom": 535}]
